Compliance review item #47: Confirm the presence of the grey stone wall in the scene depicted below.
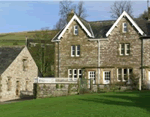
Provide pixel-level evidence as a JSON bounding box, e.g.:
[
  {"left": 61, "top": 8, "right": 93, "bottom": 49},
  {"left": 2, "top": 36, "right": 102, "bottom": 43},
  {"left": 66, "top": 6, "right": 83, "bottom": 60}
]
[{"left": 34, "top": 83, "right": 78, "bottom": 98}]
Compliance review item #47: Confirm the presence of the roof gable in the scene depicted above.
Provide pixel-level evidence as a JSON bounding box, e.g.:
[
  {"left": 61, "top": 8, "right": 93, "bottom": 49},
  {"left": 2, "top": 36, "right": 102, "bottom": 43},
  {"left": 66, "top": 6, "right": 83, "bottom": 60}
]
[
  {"left": 52, "top": 14, "right": 93, "bottom": 42},
  {"left": 106, "top": 11, "right": 145, "bottom": 37}
]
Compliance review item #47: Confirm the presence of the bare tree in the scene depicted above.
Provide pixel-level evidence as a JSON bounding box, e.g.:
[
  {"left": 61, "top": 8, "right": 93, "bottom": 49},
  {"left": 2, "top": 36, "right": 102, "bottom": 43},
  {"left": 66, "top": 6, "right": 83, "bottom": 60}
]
[
  {"left": 76, "top": 1, "right": 87, "bottom": 18},
  {"left": 110, "top": 1, "right": 133, "bottom": 19},
  {"left": 59, "top": 0, "right": 75, "bottom": 20},
  {"left": 54, "top": 0, "right": 87, "bottom": 30}
]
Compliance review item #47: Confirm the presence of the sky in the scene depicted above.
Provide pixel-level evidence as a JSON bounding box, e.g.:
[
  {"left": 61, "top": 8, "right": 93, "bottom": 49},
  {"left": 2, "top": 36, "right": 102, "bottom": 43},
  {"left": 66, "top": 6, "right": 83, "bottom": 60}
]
[{"left": 0, "top": 0, "right": 148, "bottom": 33}]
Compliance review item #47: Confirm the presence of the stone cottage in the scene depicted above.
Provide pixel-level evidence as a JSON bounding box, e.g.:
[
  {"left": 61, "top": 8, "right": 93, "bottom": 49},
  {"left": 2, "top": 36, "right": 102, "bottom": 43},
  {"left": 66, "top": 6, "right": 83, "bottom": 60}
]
[
  {"left": 0, "top": 46, "right": 38, "bottom": 102},
  {"left": 51, "top": 9, "right": 150, "bottom": 89}
]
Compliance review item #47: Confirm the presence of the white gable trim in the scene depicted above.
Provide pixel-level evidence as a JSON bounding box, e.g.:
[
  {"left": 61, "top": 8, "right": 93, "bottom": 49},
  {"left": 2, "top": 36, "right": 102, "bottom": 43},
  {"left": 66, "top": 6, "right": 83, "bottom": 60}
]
[
  {"left": 57, "top": 14, "right": 92, "bottom": 40},
  {"left": 106, "top": 11, "right": 144, "bottom": 37}
]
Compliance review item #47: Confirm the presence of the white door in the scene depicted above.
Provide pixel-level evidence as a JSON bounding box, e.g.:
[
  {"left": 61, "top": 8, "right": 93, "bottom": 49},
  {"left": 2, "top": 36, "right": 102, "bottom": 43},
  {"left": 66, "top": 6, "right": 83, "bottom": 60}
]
[
  {"left": 103, "top": 71, "right": 111, "bottom": 84},
  {"left": 88, "top": 71, "right": 96, "bottom": 86}
]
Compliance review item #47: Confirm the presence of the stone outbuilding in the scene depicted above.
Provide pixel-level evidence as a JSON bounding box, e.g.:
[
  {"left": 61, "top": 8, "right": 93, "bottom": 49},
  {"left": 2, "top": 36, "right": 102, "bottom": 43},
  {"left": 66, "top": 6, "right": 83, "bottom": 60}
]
[{"left": 0, "top": 46, "right": 38, "bottom": 102}]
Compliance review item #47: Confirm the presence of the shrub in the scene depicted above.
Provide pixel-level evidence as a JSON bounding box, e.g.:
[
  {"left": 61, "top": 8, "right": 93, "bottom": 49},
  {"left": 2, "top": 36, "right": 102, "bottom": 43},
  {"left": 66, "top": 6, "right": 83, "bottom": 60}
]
[
  {"left": 129, "top": 73, "right": 140, "bottom": 90},
  {"left": 13, "top": 41, "right": 18, "bottom": 45},
  {"left": 56, "top": 84, "right": 59, "bottom": 89},
  {"left": 79, "top": 78, "right": 91, "bottom": 94}
]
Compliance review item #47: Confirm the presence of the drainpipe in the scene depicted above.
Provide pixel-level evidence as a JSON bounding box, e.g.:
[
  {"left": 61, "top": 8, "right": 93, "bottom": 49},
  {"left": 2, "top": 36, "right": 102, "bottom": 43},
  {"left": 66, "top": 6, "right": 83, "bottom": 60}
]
[
  {"left": 58, "top": 42, "right": 60, "bottom": 77},
  {"left": 140, "top": 38, "right": 143, "bottom": 90},
  {"left": 98, "top": 40, "right": 100, "bottom": 84}
]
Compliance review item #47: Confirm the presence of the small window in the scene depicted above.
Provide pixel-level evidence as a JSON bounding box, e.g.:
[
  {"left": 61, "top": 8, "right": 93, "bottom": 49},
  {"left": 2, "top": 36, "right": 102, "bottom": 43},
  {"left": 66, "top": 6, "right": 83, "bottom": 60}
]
[
  {"left": 104, "top": 71, "right": 111, "bottom": 80},
  {"left": 76, "top": 45, "right": 80, "bottom": 57},
  {"left": 22, "top": 59, "right": 27, "bottom": 71},
  {"left": 7, "top": 78, "right": 11, "bottom": 91},
  {"left": 71, "top": 45, "right": 75, "bottom": 57},
  {"left": 119, "top": 43, "right": 130, "bottom": 56},
  {"left": 74, "top": 25, "right": 78, "bottom": 35},
  {"left": 123, "top": 22, "right": 127, "bottom": 33},
  {"left": 117, "top": 68, "right": 133, "bottom": 81},
  {"left": 68, "top": 69, "right": 82, "bottom": 79},
  {"left": 26, "top": 81, "right": 29, "bottom": 91}
]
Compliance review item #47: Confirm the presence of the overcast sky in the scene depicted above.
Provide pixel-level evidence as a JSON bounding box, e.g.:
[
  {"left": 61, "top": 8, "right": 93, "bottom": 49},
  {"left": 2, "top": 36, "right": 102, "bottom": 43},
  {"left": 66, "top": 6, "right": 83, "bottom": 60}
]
[{"left": 0, "top": 0, "right": 148, "bottom": 33}]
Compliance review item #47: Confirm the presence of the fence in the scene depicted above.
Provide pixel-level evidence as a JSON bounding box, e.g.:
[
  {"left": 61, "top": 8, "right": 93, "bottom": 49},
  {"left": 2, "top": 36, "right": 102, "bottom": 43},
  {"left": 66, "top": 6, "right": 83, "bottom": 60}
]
[{"left": 34, "top": 77, "right": 78, "bottom": 83}]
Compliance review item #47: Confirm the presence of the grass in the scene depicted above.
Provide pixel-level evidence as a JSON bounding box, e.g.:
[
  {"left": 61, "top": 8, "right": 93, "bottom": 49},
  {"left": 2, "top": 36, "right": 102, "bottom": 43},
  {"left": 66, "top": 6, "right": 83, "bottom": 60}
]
[
  {"left": 0, "top": 30, "right": 58, "bottom": 46},
  {"left": 0, "top": 91, "right": 150, "bottom": 117}
]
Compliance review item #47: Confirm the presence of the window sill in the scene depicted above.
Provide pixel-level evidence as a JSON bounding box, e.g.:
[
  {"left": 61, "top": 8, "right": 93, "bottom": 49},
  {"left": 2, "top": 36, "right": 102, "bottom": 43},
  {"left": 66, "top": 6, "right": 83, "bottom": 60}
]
[
  {"left": 70, "top": 56, "right": 81, "bottom": 58},
  {"left": 117, "top": 55, "right": 132, "bottom": 57}
]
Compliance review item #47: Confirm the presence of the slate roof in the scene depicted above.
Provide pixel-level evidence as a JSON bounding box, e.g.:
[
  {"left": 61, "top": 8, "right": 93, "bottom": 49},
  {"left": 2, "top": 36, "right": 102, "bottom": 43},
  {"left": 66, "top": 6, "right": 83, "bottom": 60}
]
[
  {"left": 134, "top": 19, "right": 150, "bottom": 35},
  {"left": 52, "top": 14, "right": 150, "bottom": 41},
  {"left": 0, "top": 46, "right": 24, "bottom": 74},
  {"left": 89, "top": 20, "right": 115, "bottom": 38}
]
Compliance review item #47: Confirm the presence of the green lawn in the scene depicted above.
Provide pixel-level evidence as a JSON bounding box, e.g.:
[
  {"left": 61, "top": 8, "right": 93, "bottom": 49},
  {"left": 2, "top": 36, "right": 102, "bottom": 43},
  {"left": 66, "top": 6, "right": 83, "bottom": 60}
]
[{"left": 0, "top": 91, "right": 150, "bottom": 117}]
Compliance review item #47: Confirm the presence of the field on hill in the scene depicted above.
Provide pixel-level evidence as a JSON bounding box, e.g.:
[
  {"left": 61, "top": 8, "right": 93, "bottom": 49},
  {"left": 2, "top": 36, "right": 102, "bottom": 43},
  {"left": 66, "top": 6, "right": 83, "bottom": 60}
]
[
  {"left": 0, "top": 30, "right": 58, "bottom": 46},
  {"left": 0, "top": 91, "right": 150, "bottom": 117}
]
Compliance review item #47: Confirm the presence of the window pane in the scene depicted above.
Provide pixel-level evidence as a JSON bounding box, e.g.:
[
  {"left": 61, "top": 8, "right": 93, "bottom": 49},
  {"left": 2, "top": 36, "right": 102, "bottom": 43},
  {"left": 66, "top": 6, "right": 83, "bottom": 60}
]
[
  {"left": 121, "top": 44, "right": 124, "bottom": 55},
  {"left": 124, "top": 69, "right": 127, "bottom": 80},
  {"left": 76, "top": 45, "right": 80, "bottom": 56},
  {"left": 74, "top": 25, "right": 78, "bottom": 35},
  {"left": 71, "top": 45, "right": 75, "bottom": 56},
  {"left": 118, "top": 69, "right": 122, "bottom": 80},
  {"left": 105, "top": 72, "right": 111, "bottom": 80},
  {"left": 126, "top": 44, "right": 130, "bottom": 55}
]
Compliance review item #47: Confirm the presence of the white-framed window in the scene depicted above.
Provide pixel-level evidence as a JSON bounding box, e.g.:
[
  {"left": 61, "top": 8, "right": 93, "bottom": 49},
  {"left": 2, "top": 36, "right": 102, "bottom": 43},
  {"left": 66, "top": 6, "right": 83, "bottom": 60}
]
[
  {"left": 68, "top": 69, "right": 82, "bottom": 79},
  {"left": 119, "top": 44, "right": 130, "bottom": 56},
  {"left": 124, "top": 69, "right": 128, "bottom": 80},
  {"left": 71, "top": 45, "right": 75, "bottom": 57},
  {"left": 74, "top": 25, "right": 78, "bottom": 35},
  {"left": 76, "top": 45, "right": 80, "bottom": 57},
  {"left": 120, "top": 44, "right": 124, "bottom": 55},
  {"left": 71, "top": 45, "right": 80, "bottom": 57},
  {"left": 122, "top": 22, "right": 127, "bottom": 33},
  {"left": 68, "top": 69, "right": 72, "bottom": 78},
  {"left": 103, "top": 71, "right": 111, "bottom": 84},
  {"left": 117, "top": 68, "right": 133, "bottom": 81},
  {"left": 125, "top": 44, "right": 130, "bottom": 55},
  {"left": 89, "top": 71, "right": 96, "bottom": 84},
  {"left": 78, "top": 69, "right": 82, "bottom": 78},
  {"left": 104, "top": 71, "right": 111, "bottom": 80},
  {"left": 117, "top": 68, "right": 122, "bottom": 81},
  {"left": 73, "top": 69, "right": 77, "bottom": 79}
]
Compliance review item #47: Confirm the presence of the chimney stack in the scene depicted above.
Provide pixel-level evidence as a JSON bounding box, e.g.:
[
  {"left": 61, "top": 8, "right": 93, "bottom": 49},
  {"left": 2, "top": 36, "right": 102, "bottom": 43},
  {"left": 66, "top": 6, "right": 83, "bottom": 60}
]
[{"left": 67, "top": 9, "right": 74, "bottom": 23}]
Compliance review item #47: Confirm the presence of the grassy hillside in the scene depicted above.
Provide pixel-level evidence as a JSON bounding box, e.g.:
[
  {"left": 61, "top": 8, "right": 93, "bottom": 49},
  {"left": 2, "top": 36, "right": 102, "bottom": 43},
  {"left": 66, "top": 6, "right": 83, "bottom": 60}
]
[{"left": 0, "top": 30, "right": 59, "bottom": 46}]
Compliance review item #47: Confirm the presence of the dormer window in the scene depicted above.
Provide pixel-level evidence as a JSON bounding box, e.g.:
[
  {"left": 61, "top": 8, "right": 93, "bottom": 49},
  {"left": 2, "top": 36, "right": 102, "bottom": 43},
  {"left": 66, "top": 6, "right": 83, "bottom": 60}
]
[
  {"left": 122, "top": 22, "right": 127, "bottom": 33},
  {"left": 74, "top": 25, "right": 78, "bottom": 35}
]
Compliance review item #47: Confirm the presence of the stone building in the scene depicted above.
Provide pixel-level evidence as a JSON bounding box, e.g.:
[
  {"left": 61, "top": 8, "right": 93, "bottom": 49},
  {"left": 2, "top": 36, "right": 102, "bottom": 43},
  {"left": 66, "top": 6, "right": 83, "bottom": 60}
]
[
  {"left": 51, "top": 9, "right": 150, "bottom": 88},
  {"left": 0, "top": 46, "right": 38, "bottom": 102}
]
